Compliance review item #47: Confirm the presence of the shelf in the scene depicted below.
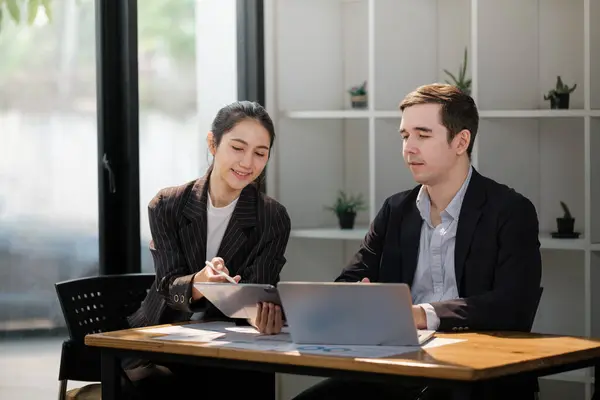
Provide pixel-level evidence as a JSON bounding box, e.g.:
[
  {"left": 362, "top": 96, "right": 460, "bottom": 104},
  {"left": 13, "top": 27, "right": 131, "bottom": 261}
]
[
  {"left": 539, "top": 233, "right": 586, "bottom": 250},
  {"left": 283, "top": 110, "right": 402, "bottom": 119},
  {"left": 480, "top": 110, "right": 590, "bottom": 118},
  {"left": 372, "top": 111, "right": 402, "bottom": 118},
  {"left": 284, "top": 110, "right": 370, "bottom": 119},
  {"left": 284, "top": 110, "right": 600, "bottom": 120},
  {"left": 591, "top": 244, "right": 600, "bottom": 251},
  {"left": 290, "top": 227, "right": 368, "bottom": 240},
  {"left": 291, "top": 229, "right": 586, "bottom": 250}
]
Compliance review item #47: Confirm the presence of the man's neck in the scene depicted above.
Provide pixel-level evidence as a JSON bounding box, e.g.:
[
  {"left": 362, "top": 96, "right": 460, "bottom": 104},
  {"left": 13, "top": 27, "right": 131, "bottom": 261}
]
[
  {"left": 425, "top": 160, "right": 471, "bottom": 212},
  {"left": 208, "top": 175, "right": 241, "bottom": 208}
]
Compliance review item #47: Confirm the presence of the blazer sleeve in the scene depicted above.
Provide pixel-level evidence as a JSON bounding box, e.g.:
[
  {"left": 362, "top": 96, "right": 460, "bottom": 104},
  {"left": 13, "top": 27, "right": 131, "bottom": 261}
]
[
  {"left": 148, "top": 189, "right": 199, "bottom": 313},
  {"left": 335, "top": 198, "right": 391, "bottom": 282},
  {"left": 431, "top": 195, "right": 542, "bottom": 331},
  {"left": 240, "top": 205, "right": 292, "bottom": 285}
]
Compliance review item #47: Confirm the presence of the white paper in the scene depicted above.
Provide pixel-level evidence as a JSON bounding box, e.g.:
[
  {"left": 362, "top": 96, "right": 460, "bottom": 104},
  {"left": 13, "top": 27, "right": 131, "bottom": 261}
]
[
  {"left": 158, "top": 332, "right": 226, "bottom": 341},
  {"left": 206, "top": 340, "right": 295, "bottom": 352},
  {"left": 142, "top": 321, "right": 236, "bottom": 335},
  {"left": 201, "top": 337, "right": 465, "bottom": 358},
  {"left": 150, "top": 322, "right": 292, "bottom": 343},
  {"left": 422, "top": 337, "right": 465, "bottom": 349},
  {"left": 285, "top": 337, "right": 466, "bottom": 358},
  {"left": 288, "top": 344, "right": 411, "bottom": 358},
  {"left": 149, "top": 322, "right": 465, "bottom": 359}
]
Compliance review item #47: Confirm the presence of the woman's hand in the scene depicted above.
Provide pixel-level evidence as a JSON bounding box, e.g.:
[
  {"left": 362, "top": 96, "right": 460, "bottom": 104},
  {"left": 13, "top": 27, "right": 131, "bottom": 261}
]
[
  {"left": 192, "top": 257, "right": 241, "bottom": 300},
  {"left": 250, "top": 302, "right": 284, "bottom": 335}
]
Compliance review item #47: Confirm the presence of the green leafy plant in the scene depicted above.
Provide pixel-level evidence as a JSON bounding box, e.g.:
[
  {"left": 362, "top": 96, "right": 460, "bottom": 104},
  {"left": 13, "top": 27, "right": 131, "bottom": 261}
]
[
  {"left": 544, "top": 76, "right": 577, "bottom": 102},
  {"left": 443, "top": 47, "right": 471, "bottom": 95},
  {"left": 0, "top": 0, "right": 53, "bottom": 31},
  {"left": 560, "top": 201, "right": 573, "bottom": 220},
  {"left": 348, "top": 81, "right": 367, "bottom": 97},
  {"left": 325, "top": 190, "right": 367, "bottom": 216}
]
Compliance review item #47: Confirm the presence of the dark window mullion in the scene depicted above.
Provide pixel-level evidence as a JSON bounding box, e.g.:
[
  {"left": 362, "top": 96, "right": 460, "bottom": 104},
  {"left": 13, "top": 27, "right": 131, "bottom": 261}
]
[
  {"left": 95, "top": 0, "right": 141, "bottom": 275},
  {"left": 237, "top": 0, "right": 266, "bottom": 193}
]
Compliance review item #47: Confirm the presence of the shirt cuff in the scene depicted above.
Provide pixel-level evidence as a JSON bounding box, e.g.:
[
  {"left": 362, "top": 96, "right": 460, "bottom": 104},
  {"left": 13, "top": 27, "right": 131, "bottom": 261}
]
[{"left": 418, "top": 303, "right": 440, "bottom": 331}]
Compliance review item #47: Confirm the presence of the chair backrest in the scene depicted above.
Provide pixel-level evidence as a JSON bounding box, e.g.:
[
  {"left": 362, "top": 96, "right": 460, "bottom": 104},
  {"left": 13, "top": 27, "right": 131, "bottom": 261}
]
[{"left": 55, "top": 273, "right": 155, "bottom": 341}]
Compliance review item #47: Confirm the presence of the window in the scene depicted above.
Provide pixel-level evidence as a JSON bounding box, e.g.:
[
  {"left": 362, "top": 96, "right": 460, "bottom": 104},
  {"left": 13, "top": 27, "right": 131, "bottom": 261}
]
[{"left": 0, "top": 0, "right": 98, "bottom": 334}]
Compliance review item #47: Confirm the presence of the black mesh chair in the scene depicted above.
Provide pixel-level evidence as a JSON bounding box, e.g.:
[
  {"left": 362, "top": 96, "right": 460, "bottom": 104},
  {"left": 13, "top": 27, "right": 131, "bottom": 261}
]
[{"left": 54, "top": 273, "right": 155, "bottom": 399}]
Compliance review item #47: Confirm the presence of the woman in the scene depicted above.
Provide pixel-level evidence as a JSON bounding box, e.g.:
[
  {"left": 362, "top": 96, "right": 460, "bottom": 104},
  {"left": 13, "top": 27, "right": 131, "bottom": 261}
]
[{"left": 124, "top": 101, "right": 291, "bottom": 398}]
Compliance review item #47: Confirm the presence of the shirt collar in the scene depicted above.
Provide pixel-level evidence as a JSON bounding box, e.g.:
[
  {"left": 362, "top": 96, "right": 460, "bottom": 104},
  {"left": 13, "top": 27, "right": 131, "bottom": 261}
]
[{"left": 416, "top": 165, "right": 473, "bottom": 224}]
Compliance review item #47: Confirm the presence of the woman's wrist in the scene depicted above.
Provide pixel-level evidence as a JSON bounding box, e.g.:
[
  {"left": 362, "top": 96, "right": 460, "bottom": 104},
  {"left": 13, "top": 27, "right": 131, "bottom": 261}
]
[{"left": 191, "top": 273, "right": 205, "bottom": 300}]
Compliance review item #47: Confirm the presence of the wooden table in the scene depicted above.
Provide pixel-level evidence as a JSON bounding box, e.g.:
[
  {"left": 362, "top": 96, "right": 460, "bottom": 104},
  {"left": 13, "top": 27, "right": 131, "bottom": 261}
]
[{"left": 85, "top": 323, "right": 600, "bottom": 400}]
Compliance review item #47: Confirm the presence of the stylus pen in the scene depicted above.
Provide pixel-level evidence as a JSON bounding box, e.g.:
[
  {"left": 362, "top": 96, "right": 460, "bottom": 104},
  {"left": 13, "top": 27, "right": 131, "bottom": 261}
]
[{"left": 205, "top": 261, "right": 238, "bottom": 284}]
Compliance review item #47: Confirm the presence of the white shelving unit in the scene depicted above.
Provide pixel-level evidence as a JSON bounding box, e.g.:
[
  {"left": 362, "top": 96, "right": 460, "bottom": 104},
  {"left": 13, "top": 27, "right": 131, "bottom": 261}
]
[{"left": 265, "top": 1, "right": 600, "bottom": 399}]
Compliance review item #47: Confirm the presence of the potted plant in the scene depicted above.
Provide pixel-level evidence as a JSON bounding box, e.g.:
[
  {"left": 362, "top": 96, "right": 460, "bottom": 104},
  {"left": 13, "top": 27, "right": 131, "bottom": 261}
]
[
  {"left": 443, "top": 47, "right": 471, "bottom": 96},
  {"left": 348, "top": 81, "right": 367, "bottom": 109},
  {"left": 556, "top": 201, "right": 575, "bottom": 236},
  {"left": 326, "top": 190, "right": 366, "bottom": 230},
  {"left": 543, "top": 76, "right": 577, "bottom": 109}
]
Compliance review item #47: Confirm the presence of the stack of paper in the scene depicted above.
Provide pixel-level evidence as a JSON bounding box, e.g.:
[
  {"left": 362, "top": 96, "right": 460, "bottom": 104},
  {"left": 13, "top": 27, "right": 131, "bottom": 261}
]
[{"left": 145, "top": 322, "right": 465, "bottom": 358}]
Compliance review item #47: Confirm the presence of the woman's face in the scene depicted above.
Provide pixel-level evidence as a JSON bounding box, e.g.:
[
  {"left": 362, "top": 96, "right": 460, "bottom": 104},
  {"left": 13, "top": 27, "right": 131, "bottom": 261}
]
[{"left": 208, "top": 118, "right": 271, "bottom": 192}]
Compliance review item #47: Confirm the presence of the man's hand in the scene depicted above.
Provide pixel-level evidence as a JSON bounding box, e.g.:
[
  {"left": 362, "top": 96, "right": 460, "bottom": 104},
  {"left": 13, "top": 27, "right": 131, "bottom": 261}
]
[
  {"left": 250, "top": 302, "right": 283, "bottom": 335},
  {"left": 192, "top": 257, "right": 241, "bottom": 300},
  {"left": 360, "top": 278, "right": 427, "bottom": 329},
  {"left": 412, "top": 305, "right": 427, "bottom": 329}
]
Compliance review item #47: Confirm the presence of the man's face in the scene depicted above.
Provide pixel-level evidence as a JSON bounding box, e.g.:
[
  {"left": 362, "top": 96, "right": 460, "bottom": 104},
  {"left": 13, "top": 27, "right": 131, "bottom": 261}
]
[{"left": 399, "top": 103, "right": 468, "bottom": 186}]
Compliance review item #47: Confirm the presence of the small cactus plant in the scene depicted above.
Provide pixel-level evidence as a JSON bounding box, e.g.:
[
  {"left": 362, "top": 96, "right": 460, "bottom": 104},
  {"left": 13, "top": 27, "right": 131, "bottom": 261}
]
[
  {"left": 325, "top": 190, "right": 367, "bottom": 230},
  {"left": 560, "top": 201, "right": 573, "bottom": 220},
  {"left": 348, "top": 81, "right": 367, "bottom": 109},
  {"left": 443, "top": 47, "right": 471, "bottom": 95},
  {"left": 544, "top": 76, "right": 577, "bottom": 109},
  {"left": 348, "top": 81, "right": 367, "bottom": 97},
  {"left": 556, "top": 201, "right": 575, "bottom": 235}
]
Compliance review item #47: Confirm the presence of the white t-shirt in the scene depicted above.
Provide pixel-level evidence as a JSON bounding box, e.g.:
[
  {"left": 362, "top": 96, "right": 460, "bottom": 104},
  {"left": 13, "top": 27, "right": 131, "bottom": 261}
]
[{"left": 205, "top": 192, "right": 239, "bottom": 262}]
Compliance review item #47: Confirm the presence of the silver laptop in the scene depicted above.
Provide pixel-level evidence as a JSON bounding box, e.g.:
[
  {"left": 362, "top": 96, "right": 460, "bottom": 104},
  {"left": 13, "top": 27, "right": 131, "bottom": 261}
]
[{"left": 277, "top": 281, "right": 435, "bottom": 346}]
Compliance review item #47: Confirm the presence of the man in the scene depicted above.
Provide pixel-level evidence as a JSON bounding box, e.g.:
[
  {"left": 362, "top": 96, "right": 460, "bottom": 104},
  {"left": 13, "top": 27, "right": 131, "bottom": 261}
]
[{"left": 293, "top": 84, "right": 542, "bottom": 400}]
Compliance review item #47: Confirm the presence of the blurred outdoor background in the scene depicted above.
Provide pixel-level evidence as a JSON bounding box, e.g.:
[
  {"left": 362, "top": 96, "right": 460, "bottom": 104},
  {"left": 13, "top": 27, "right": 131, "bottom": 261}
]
[{"left": 0, "top": 0, "right": 209, "bottom": 333}]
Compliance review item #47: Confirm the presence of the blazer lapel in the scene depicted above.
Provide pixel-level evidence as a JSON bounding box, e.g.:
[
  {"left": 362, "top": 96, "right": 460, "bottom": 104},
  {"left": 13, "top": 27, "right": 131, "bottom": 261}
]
[
  {"left": 400, "top": 190, "right": 422, "bottom": 287},
  {"left": 454, "top": 169, "right": 485, "bottom": 291},
  {"left": 180, "top": 177, "right": 208, "bottom": 272},
  {"left": 217, "top": 185, "right": 258, "bottom": 265}
]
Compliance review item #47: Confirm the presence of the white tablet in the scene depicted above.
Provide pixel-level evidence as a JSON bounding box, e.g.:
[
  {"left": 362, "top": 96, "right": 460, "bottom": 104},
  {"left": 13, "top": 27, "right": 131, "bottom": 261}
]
[{"left": 193, "top": 282, "right": 282, "bottom": 319}]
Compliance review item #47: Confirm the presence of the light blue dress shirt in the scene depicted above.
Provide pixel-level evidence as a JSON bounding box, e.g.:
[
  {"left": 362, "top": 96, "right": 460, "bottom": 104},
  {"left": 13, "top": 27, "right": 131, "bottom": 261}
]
[{"left": 412, "top": 166, "right": 473, "bottom": 330}]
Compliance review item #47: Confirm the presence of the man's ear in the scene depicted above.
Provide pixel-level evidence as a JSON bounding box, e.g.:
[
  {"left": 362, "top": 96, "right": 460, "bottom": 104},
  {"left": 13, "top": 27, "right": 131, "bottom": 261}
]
[
  {"left": 455, "top": 129, "right": 471, "bottom": 156},
  {"left": 206, "top": 132, "right": 217, "bottom": 156}
]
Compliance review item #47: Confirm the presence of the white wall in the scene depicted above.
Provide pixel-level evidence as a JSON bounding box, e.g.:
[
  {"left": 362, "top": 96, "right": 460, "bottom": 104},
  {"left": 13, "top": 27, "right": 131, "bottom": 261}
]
[
  {"left": 267, "top": 0, "right": 598, "bottom": 398},
  {"left": 478, "top": 0, "right": 584, "bottom": 110}
]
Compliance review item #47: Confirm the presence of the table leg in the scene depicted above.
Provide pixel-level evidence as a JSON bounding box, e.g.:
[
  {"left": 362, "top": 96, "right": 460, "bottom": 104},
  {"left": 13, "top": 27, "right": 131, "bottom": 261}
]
[
  {"left": 101, "top": 353, "right": 121, "bottom": 400},
  {"left": 264, "top": 372, "right": 276, "bottom": 400},
  {"left": 592, "top": 364, "right": 599, "bottom": 400}
]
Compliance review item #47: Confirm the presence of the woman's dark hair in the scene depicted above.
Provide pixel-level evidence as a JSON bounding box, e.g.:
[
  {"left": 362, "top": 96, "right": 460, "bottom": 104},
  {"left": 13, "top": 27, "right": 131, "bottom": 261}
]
[{"left": 207, "top": 100, "right": 276, "bottom": 192}]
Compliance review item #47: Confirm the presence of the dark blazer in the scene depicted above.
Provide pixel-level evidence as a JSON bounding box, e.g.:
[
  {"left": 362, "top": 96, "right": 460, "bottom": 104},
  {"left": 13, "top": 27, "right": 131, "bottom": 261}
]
[
  {"left": 336, "top": 168, "right": 542, "bottom": 333},
  {"left": 127, "top": 175, "right": 291, "bottom": 330}
]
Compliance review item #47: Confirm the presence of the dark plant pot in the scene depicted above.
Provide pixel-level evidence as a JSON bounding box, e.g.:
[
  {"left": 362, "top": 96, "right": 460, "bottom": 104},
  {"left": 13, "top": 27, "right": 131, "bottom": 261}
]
[
  {"left": 350, "top": 95, "right": 368, "bottom": 109},
  {"left": 338, "top": 211, "right": 357, "bottom": 230},
  {"left": 556, "top": 217, "right": 575, "bottom": 234},
  {"left": 550, "top": 93, "right": 570, "bottom": 109}
]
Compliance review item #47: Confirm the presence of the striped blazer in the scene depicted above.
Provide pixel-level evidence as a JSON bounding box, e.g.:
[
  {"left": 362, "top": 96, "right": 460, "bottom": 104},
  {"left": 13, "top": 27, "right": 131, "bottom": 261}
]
[{"left": 127, "top": 175, "right": 291, "bottom": 329}]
